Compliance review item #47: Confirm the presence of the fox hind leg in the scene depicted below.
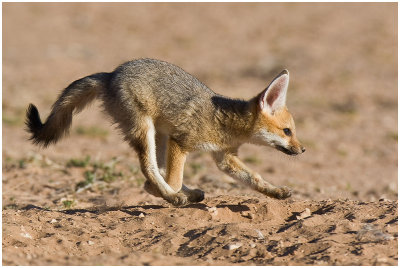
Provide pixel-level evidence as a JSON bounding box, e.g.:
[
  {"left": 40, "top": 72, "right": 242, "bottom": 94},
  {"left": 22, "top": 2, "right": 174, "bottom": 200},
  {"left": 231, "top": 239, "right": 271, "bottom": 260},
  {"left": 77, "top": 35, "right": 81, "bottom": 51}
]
[
  {"left": 131, "top": 117, "right": 188, "bottom": 206},
  {"left": 156, "top": 132, "right": 168, "bottom": 177},
  {"left": 143, "top": 132, "right": 168, "bottom": 197}
]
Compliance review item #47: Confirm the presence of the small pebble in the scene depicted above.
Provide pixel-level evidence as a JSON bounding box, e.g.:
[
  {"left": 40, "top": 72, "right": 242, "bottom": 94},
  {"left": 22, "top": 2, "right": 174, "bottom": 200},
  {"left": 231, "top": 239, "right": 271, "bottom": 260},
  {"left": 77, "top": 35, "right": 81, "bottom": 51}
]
[
  {"left": 377, "top": 257, "right": 388, "bottom": 263},
  {"left": 255, "top": 229, "right": 264, "bottom": 240},
  {"left": 139, "top": 213, "right": 145, "bottom": 218},
  {"left": 20, "top": 226, "right": 32, "bottom": 239},
  {"left": 20, "top": 232, "right": 32, "bottom": 239},
  {"left": 208, "top": 207, "right": 217, "bottom": 213},
  {"left": 296, "top": 208, "right": 311, "bottom": 220},
  {"left": 226, "top": 243, "right": 242, "bottom": 250},
  {"left": 50, "top": 219, "right": 57, "bottom": 224},
  {"left": 208, "top": 206, "right": 218, "bottom": 217},
  {"left": 87, "top": 240, "right": 94, "bottom": 245},
  {"left": 240, "top": 211, "right": 254, "bottom": 219}
]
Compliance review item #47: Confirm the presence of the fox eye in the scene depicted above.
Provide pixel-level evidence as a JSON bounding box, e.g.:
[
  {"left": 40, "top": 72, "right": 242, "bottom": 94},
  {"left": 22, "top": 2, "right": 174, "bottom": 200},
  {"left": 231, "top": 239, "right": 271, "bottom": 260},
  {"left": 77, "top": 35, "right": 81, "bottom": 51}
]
[{"left": 283, "top": 128, "right": 292, "bottom": 136}]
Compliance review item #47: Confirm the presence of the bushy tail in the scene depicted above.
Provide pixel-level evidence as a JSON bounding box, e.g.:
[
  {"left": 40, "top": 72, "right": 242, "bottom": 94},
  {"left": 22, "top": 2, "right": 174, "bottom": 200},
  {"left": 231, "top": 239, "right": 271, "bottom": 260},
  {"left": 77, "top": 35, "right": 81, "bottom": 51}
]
[{"left": 25, "top": 72, "right": 112, "bottom": 147}]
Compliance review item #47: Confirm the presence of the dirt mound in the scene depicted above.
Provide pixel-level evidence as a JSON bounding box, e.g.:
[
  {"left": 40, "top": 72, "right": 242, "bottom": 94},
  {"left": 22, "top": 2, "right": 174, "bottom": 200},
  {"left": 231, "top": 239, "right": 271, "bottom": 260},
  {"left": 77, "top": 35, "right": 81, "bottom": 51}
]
[{"left": 3, "top": 195, "right": 397, "bottom": 265}]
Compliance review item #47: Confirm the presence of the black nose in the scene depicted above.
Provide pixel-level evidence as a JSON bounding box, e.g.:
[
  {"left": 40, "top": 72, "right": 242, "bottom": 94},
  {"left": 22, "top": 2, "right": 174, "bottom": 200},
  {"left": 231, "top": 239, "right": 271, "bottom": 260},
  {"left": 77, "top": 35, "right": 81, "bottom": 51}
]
[{"left": 301, "top": 147, "right": 306, "bottom": 153}]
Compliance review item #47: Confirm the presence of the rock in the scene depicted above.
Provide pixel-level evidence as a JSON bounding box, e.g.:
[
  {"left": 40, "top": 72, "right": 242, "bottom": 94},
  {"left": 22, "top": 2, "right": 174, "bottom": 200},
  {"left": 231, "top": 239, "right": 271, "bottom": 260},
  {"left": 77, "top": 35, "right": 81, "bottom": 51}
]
[
  {"left": 50, "top": 219, "right": 57, "bottom": 224},
  {"left": 357, "top": 224, "right": 393, "bottom": 242},
  {"left": 225, "top": 243, "right": 242, "bottom": 250},
  {"left": 255, "top": 229, "right": 265, "bottom": 240},
  {"left": 20, "top": 232, "right": 32, "bottom": 239},
  {"left": 87, "top": 240, "right": 94, "bottom": 245},
  {"left": 208, "top": 206, "right": 218, "bottom": 216},
  {"left": 296, "top": 208, "right": 311, "bottom": 220},
  {"left": 207, "top": 206, "right": 217, "bottom": 213},
  {"left": 240, "top": 211, "right": 254, "bottom": 219},
  {"left": 377, "top": 257, "right": 388, "bottom": 264},
  {"left": 139, "top": 213, "right": 145, "bottom": 218},
  {"left": 20, "top": 226, "right": 32, "bottom": 239}
]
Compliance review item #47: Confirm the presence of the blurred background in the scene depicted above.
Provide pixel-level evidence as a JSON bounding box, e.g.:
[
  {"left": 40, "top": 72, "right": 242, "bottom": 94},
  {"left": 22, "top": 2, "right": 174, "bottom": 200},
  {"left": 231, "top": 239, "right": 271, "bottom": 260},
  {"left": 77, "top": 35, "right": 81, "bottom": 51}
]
[{"left": 3, "top": 3, "right": 397, "bottom": 207}]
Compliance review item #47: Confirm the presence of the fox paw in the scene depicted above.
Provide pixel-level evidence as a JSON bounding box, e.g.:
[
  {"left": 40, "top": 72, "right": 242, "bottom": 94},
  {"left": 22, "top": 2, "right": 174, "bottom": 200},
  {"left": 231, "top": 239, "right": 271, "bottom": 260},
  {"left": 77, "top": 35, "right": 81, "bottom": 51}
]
[
  {"left": 272, "top": 186, "right": 292, "bottom": 199},
  {"left": 165, "top": 192, "right": 189, "bottom": 207},
  {"left": 185, "top": 188, "right": 205, "bottom": 203}
]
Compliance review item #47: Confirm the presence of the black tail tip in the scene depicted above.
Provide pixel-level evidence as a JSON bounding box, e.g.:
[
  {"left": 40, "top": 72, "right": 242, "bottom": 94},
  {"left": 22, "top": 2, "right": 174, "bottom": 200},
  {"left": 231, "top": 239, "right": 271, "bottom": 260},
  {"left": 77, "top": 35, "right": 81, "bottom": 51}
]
[
  {"left": 25, "top": 103, "right": 45, "bottom": 145},
  {"left": 25, "top": 104, "right": 42, "bottom": 132}
]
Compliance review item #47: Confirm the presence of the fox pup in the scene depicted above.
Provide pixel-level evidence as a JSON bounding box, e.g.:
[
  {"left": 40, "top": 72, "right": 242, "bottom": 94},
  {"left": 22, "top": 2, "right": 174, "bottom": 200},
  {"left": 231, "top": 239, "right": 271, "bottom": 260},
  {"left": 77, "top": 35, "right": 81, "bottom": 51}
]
[{"left": 26, "top": 58, "right": 305, "bottom": 206}]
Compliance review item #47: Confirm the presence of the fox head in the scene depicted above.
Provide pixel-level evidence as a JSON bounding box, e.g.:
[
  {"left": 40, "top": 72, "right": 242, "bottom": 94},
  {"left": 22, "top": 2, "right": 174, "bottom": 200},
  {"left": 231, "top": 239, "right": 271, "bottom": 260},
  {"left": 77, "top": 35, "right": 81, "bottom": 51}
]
[{"left": 250, "top": 70, "right": 305, "bottom": 155}]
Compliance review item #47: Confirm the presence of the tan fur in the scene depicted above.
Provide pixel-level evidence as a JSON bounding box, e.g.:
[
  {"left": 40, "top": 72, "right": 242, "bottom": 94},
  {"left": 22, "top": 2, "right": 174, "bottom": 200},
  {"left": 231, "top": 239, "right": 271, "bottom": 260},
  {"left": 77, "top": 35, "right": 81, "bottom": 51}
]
[
  {"left": 165, "top": 138, "right": 187, "bottom": 192},
  {"left": 25, "top": 58, "right": 304, "bottom": 206}
]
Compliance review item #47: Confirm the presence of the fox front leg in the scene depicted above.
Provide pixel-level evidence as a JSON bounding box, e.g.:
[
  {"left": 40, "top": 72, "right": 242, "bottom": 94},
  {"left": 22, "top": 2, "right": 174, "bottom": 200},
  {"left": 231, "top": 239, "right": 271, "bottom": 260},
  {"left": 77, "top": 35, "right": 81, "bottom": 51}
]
[
  {"left": 212, "top": 150, "right": 291, "bottom": 199},
  {"left": 165, "top": 138, "right": 205, "bottom": 203}
]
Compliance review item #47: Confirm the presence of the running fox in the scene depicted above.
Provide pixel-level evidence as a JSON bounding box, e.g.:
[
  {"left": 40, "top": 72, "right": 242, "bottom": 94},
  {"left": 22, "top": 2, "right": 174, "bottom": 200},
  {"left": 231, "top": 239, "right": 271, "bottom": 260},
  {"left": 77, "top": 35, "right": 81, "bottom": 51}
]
[{"left": 26, "top": 58, "right": 305, "bottom": 206}]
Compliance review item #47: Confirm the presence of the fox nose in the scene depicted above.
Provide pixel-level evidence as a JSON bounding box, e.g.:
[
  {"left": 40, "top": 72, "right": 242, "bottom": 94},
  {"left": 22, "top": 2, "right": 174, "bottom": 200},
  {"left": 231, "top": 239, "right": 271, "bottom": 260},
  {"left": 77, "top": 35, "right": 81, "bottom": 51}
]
[{"left": 301, "top": 147, "right": 306, "bottom": 153}]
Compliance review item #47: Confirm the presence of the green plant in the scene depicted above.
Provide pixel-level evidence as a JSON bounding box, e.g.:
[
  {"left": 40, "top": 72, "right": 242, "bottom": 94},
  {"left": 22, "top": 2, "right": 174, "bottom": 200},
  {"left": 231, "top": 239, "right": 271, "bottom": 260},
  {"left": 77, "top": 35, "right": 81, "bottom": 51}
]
[
  {"left": 337, "top": 149, "right": 348, "bottom": 157},
  {"left": 190, "top": 162, "right": 204, "bottom": 174},
  {"left": 67, "top": 156, "right": 91, "bottom": 167},
  {"left": 2, "top": 114, "right": 24, "bottom": 126},
  {"left": 76, "top": 170, "right": 96, "bottom": 190},
  {"left": 386, "top": 131, "right": 398, "bottom": 141},
  {"left": 18, "top": 159, "right": 27, "bottom": 169},
  {"left": 76, "top": 126, "right": 109, "bottom": 138},
  {"left": 135, "top": 176, "right": 146, "bottom": 187},
  {"left": 95, "top": 158, "right": 123, "bottom": 183},
  {"left": 244, "top": 156, "right": 260, "bottom": 164},
  {"left": 62, "top": 200, "right": 74, "bottom": 209},
  {"left": 3, "top": 204, "right": 18, "bottom": 210}
]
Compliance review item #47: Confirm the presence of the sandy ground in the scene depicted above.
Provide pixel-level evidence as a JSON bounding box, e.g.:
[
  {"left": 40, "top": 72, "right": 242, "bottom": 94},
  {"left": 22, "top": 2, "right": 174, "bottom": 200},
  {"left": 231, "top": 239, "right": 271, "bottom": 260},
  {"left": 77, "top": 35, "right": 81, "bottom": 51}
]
[{"left": 2, "top": 3, "right": 398, "bottom": 265}]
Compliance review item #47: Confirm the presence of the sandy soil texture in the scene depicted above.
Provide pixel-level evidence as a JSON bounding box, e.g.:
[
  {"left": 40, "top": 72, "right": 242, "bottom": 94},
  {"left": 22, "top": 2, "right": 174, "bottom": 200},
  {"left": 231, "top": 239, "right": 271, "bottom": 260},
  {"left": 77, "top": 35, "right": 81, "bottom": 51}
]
[{"left": 3, "top": 3, "right": 398, "bottom": 265}]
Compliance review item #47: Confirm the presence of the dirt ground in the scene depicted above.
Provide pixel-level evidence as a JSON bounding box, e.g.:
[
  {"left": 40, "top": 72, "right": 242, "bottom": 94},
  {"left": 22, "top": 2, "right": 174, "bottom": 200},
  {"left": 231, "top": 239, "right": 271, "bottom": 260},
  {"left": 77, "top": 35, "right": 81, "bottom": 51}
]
[{"left": 2, "top": 2, "right": 398, "bottom": 266}]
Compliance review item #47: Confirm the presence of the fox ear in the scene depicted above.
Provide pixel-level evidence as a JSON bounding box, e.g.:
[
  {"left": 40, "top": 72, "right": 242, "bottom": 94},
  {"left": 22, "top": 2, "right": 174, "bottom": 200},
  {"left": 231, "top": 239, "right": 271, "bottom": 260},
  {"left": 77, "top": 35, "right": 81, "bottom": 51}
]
[{"left": 259, "top": 69, "right": 289, "bottom": 114}]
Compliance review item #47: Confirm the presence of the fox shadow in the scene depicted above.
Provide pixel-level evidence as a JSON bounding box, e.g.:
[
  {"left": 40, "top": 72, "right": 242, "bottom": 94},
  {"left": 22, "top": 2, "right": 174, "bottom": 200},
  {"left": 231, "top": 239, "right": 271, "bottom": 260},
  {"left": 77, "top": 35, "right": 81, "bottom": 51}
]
[{"left": 19, "top": 201, "right": 250, "bottom": 216}]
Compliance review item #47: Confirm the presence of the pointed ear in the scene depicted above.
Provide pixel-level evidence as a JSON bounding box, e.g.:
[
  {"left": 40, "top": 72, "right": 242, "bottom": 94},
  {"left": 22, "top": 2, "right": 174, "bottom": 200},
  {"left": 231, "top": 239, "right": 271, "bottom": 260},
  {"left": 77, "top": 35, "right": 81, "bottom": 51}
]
[{"left": 259, "top": 69, "right": 289, "bottom": 114}]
